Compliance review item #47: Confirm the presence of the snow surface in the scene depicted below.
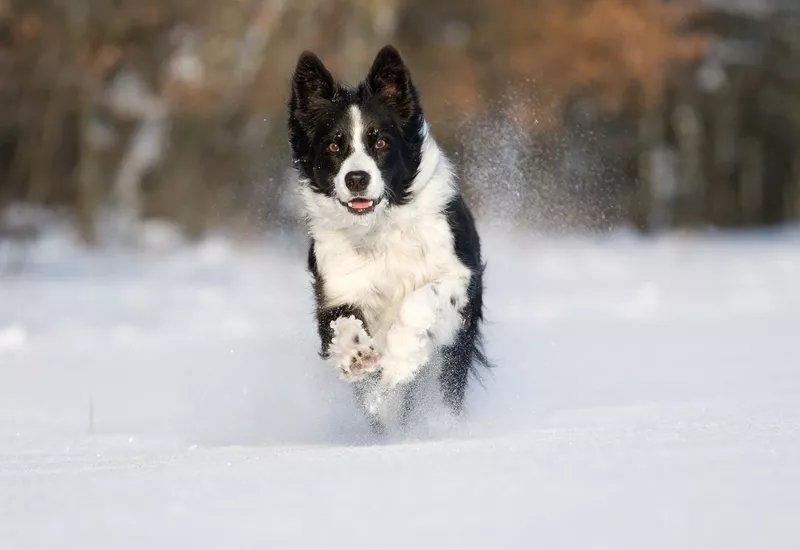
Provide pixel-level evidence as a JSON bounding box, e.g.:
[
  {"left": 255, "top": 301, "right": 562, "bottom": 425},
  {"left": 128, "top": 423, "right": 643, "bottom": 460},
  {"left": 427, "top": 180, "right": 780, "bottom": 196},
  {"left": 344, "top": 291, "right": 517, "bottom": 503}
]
[{"left": 1, "top": 222, "right": 800, "bottom": 549}]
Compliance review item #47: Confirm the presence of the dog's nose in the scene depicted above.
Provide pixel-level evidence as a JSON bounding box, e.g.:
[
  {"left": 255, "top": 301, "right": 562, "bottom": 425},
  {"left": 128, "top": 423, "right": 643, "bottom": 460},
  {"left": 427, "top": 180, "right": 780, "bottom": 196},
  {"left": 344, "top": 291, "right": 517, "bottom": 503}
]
[{"left": 344, "top": 171, "right": 370, "bottom": 193}]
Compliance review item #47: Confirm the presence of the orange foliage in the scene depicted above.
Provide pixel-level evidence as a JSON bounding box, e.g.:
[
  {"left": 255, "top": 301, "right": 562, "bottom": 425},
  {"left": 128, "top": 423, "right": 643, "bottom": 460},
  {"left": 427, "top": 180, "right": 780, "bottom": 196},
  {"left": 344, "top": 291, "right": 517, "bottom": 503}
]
[{"left": 495, "top": 0, "right": 707, "bottom": 124}]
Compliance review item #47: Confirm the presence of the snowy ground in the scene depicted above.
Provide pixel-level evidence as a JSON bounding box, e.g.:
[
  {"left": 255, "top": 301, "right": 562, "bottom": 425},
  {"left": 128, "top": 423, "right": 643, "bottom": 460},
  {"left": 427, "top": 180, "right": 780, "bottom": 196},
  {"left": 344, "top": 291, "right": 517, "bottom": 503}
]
[{"left": 1, "top": 220, "right": 799, "bottom": 549}]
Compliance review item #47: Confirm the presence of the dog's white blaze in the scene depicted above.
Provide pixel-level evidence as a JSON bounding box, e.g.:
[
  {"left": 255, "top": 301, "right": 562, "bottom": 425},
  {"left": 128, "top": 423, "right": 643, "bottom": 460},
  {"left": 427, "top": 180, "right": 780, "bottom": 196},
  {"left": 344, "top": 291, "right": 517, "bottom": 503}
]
[
  {"left": 333, "top": 106, "right": 385, "bottom": 202},
  {"left": 305, "top": 126, "right": 471, "bottom": 395}
]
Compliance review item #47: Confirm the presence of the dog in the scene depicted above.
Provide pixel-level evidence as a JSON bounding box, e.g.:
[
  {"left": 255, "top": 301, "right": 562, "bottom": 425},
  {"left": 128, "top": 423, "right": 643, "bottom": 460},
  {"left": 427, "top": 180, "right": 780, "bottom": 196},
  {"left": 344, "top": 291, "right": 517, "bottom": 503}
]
[{"left": 287, "top": 45, "right": 490, "bottom": 433}]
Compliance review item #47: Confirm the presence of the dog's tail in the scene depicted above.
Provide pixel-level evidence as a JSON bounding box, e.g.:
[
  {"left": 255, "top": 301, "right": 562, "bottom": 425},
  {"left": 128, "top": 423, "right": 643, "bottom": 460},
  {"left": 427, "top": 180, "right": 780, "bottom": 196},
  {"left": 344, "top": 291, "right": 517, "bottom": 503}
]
[{"left": 469, "top": 261, "right": 495, "bottom": 384}]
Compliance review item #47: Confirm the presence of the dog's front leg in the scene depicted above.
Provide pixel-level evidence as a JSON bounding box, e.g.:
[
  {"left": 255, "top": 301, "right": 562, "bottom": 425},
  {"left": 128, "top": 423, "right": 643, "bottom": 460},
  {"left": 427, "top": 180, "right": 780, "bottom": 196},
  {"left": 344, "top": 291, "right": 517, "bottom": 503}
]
[
  {"left": 318, "top": 306, "right": 380, "bottom": 382},
  {"left": 379, "top": 277, "right": 469, "bottom": 386}
]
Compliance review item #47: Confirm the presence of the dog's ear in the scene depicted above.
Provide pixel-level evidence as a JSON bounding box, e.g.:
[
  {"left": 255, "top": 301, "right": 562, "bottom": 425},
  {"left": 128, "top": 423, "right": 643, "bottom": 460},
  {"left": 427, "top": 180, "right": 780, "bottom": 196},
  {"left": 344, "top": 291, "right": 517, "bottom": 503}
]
[
  {"left": 289, "top": 52, "right": 336, "bottom": 128},
  {"left": 366, "top": 46, "right": 420, "bottom": 123},
  {"left": 288, "top": 52, "right": 337, "bottom": 168},
  {"left": 292, "top": 51, "right": 335, "bottom": 105}
]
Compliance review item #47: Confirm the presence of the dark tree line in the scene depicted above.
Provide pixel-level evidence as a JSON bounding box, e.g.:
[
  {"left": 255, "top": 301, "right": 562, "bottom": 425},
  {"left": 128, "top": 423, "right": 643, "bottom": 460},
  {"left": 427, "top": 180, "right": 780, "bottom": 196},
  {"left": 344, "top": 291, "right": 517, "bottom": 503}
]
[{"left": 0, "top": 0, "right": 798, "bottom": 243}]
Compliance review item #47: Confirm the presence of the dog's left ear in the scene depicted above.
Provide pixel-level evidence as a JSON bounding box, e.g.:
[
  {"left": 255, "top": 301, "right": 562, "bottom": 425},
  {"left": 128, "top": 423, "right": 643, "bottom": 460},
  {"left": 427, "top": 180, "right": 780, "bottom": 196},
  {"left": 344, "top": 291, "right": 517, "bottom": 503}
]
[{"left": 366, "top": 46, "right": 420, "bottom": 123}]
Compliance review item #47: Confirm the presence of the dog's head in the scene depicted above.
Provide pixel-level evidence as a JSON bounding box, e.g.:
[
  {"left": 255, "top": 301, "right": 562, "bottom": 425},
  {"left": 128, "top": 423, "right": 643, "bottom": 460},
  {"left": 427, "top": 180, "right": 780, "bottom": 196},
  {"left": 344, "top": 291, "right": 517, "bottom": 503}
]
[{"left": 288, "top": 46, "right": 425, "bottom": 220}]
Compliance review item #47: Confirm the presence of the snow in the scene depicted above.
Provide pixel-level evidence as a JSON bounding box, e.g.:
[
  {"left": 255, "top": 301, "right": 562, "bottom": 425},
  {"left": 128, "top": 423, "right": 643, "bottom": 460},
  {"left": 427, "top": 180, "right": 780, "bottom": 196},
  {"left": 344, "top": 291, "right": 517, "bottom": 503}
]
[{"left": 2, "top": 222, "right": 800, "bottom": 549}]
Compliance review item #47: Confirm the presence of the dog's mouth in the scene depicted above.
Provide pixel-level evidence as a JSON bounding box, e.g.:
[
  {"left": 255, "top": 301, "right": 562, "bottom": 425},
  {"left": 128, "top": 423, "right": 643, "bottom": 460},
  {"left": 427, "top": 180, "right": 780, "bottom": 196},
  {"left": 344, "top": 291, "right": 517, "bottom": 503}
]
[{"left": 340, "top": 197, "right": 381, "bottom": 215}]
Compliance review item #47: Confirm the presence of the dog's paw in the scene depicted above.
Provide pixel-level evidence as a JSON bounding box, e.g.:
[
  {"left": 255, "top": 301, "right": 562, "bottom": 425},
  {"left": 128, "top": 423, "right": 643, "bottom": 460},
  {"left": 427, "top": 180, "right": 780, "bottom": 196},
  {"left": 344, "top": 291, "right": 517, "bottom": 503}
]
[
  {"left": 328, "top": 316, "right": 380, "bottom": 382},
  {"left": 337, "top": 346, "right": 381, "bottom": 382}
]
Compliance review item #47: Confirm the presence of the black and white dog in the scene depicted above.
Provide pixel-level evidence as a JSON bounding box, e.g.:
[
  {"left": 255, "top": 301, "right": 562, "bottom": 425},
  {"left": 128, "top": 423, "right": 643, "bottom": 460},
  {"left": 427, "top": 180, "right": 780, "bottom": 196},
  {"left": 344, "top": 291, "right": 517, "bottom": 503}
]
[{"left": 288, "top": 46, "right": 490, "bottom": 433}]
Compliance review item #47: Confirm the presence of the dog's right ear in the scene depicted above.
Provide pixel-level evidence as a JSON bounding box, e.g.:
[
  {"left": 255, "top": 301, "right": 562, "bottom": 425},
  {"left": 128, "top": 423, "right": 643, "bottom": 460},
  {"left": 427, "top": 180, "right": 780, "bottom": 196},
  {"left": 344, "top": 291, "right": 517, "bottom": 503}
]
[
  {"left": 288, "top": 52, "right": 337, "bottom": 171},
  {"left": 290, "top": 51, "right": 336, "bottom": 114}
]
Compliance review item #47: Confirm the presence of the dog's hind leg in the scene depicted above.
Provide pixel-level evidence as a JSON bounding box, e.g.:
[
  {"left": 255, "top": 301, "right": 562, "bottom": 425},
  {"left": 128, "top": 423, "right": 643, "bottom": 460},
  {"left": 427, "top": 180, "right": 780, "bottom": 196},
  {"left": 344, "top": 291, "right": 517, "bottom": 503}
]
[{"left": 438, "top": 338, "right": 472, "bottom": 414}]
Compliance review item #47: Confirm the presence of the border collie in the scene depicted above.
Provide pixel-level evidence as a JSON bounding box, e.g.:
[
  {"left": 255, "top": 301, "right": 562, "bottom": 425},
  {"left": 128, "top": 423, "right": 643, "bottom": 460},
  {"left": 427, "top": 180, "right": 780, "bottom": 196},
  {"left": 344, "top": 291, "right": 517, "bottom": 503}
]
[{"left": 287, "top": 45, "right": 490, "bottom": 433}]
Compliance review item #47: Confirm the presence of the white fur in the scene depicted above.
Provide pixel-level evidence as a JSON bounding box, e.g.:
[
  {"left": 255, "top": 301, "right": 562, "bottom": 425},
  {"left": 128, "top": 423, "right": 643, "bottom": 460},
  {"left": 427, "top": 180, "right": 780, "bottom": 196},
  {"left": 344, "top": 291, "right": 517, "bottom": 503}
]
[
  {"left": 301, "top": 123, "right": 471, "bottom": 389},
  {"left": 333, "top": 106, "right": 385, "bottom": 203},
  {"left": 327, "top": 315, "right": 379, "bottom": 381}
]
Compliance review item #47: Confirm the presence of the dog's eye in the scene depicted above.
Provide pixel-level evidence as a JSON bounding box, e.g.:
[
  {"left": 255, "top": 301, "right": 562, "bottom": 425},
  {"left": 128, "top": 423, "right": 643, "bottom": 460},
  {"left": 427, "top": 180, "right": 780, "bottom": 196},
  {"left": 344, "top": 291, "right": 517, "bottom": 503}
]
[
  {"left": 328, "top": 143, "right": 340, "bottom": 153},
  {"left": 375, "top": 139, "right": 388, "bottom": 150}
]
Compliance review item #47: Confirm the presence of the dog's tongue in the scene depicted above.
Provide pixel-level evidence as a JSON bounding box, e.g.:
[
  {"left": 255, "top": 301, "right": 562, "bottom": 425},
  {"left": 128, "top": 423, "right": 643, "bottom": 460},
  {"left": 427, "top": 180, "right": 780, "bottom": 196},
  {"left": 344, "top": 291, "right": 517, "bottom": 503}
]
[{"left": 349, "top": 199, "right": 373, "bottom": 209}]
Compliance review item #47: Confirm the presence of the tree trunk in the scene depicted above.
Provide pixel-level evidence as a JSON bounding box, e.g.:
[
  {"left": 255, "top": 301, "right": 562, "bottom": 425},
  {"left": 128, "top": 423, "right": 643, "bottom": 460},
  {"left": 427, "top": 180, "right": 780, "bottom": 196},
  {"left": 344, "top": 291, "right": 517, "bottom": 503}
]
[
  {"left": 739, "top": 136, "right": 764, "bottom": 225},
  {"left": 66, "top": 6, "right": 99, "bottom": 245},
  {"left": 636, "top": 110, "right": 670, "bottom": 231},
  {"left": 26, "top": 94, "right": 63, "bottom": 203},
  {"left": 708, "top": 89, "right": 738, "bottom": 226},
  {"left": 74, "top": 92, "right": 100, "bottom": 245},
  {"left": 792, "top": 147, "right": 800, "bottom": 220},
  {"left": 671, "top": 101, "right": 705, "bottom": 227}
]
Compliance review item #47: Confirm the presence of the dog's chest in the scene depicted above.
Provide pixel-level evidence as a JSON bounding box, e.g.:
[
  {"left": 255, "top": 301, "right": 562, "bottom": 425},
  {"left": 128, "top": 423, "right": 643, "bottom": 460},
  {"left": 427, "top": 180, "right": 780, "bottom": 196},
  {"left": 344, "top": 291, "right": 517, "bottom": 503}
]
[{"left": 315, "top": 218, "right": 460, "bottom": 328}]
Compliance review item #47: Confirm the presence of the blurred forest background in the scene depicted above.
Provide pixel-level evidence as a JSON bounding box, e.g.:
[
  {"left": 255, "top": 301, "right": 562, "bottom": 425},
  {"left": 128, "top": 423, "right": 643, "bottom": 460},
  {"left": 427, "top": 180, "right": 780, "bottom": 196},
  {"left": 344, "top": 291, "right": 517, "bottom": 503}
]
[{"left": 0, "top": 0, "right": 799, "bottom": 244}]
